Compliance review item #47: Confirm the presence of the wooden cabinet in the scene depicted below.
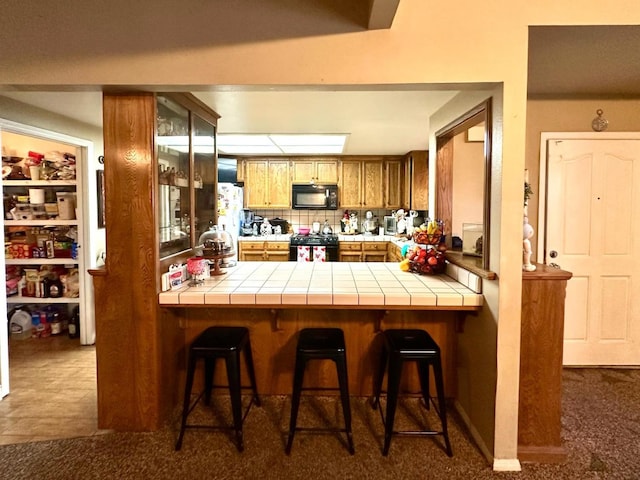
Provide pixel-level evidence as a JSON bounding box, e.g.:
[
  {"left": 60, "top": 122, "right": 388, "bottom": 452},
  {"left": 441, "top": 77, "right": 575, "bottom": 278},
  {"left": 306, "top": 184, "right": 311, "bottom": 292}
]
[
  {"left": 238, "top": 241, "right": 266, "bottom": 261},
  {"left": 338, "top": 241, "right": 362, "bottom": 262},
  {"left": 518, "top": 264, "right": 573, "bottom": 463},
  {"left": 244, "top": 159, "right": 290, "bottom": 208},
  {"left": 239, "top": 240, "right": 289, "bottom": 261},
  {"left": 406, "top": 150, "right": 429, "bottom": 211},
  {"left": 338, "top": 160, "right": 362, "bottom": 208},
  {"left": 292, "top": 158, "right": 338, "bottom": 184},
  {"left": 156, "top": 94, "right": 219, "bottom": 262},
  {"left": 338, "top": 241, "right": 389, "bottom": 262},
  {"left": 363, "top": 242, "right": 387, "bottom": 262},
  {"left": 387, "top": 242, "right": 403, "bottom": 262},
  {"left": 339, "top": 159, "right": 384, "bottom": 208},
  {"left": 265, "top": 241, "right": 290, "bottom": 261},
  {"left": 384, "top": 158, "right": 406, "bottom": 209}
]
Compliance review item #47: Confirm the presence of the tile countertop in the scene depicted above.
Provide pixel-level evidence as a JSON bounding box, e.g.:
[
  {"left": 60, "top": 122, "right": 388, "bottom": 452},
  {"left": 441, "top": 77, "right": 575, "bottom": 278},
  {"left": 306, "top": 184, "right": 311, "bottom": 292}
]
[{"left": 159, "top": 261, "right": 483, "bottom": 309}]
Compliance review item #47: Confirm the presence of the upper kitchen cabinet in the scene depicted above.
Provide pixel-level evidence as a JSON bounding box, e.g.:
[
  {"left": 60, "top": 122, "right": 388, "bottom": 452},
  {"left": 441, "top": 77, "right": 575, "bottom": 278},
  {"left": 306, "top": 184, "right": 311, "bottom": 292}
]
[
  {"left": 405, "top": 150, "right": 429, "bottom": 211},
  {"left": 243, "top": 159, "right": 290, "bottom": 208},
  {"left": 339, "top": 158, "right": 384, "bottom": 209},
  {"left": 102, "top": 92, "right": 219, "bottom": 268},
  {"left": 292, "top": 158, "right": 338, "bottom": 184},
  {"left": 192, "top": 115, "right": 216, "bottom": 244},
  {"left": 384, "top": 157, "right": 406, "bottom": 209},
  {"left": 156, "top": 94, "right": 219, "bottom": 261}
]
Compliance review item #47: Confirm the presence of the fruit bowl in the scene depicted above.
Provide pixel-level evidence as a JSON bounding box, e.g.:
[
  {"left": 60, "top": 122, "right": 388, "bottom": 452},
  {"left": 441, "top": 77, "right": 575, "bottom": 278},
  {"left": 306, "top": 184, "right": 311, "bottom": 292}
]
[
  {"left": 401, "top": 244, "right": 446, "bottom": 275},
  {"left": 413, "top": 219, "right": 445, "bottom": 245},
  {"left": 413, "top": 231, "right": 443, "bottom": 245},
  {"left": 410, "top": 255, "right": 446, "bottom": 274}
]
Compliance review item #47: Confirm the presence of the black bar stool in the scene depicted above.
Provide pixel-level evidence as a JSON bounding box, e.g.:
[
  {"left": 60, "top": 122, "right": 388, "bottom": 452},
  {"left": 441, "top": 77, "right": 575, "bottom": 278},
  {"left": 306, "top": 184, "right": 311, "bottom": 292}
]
[
  {"left": 285, "top": 328, "right": 355, "bottom": 455},
  {"left": 175, "top": 326, "right": 260, "bottom": 452},
  {"left": 371, "top": 328, "right": 452, "bottom": 457}
]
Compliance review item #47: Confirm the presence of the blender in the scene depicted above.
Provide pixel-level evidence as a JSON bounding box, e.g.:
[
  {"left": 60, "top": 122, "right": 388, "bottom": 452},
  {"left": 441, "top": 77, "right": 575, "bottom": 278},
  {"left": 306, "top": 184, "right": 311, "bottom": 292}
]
[{"left": 241, "top": 209, "right": 255, "bottom": 236}]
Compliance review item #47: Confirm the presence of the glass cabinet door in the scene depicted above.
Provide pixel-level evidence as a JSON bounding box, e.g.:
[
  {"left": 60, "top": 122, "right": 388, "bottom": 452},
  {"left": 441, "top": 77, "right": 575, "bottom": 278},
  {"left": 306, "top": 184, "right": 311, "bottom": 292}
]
[
  {"left": 157, "top": 95, "right": 191, "bottom": 258},
  {"left": 193, "top": 115, "right": 216, "bottom": 245}
]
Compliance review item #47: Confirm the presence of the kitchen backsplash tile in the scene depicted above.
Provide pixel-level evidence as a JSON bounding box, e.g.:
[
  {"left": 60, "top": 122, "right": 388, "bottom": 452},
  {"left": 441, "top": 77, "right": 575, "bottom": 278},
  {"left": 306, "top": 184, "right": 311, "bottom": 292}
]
[{"left": 251, "top": 208, "right": 389, "bottom": 234}]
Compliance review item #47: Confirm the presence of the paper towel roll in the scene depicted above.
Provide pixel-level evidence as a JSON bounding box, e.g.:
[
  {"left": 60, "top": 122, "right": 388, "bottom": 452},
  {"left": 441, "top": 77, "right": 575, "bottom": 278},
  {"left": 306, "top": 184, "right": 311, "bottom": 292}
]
[{"left": 29, "top": 188, "right": 45, "bottom": 204}]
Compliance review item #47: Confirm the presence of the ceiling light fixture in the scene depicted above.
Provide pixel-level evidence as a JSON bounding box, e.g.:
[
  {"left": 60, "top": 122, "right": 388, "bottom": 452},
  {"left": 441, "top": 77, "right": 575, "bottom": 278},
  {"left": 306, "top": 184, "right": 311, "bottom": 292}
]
[
  {"left": 156, "top": 133, "right": 349, "bottom": 155},
  {"left": 217, "top": 133, "right": 348, "bottom": 155}
]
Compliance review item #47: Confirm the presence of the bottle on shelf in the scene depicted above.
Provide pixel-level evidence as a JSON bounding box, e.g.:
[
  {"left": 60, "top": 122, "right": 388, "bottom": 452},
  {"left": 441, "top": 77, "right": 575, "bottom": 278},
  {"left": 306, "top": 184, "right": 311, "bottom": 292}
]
[{"left": 68, "top": 306, "right": 80, "bottom": 339}]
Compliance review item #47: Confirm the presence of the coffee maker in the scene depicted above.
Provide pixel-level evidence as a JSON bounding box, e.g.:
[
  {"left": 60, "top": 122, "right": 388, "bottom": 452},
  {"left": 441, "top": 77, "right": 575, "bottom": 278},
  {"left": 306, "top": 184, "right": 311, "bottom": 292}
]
[{"left": 241, "top": 209, "right": 255, "bottom": 236}]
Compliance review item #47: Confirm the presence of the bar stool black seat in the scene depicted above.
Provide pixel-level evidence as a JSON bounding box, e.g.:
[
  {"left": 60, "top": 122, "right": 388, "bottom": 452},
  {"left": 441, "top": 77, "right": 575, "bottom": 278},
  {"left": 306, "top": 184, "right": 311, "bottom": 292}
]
[
  {"left": 371, "top": 328, "right": 452, "bottom": 457},
  {"left": 285, "top": 327, "right": 355, "bottom": 455},
  {"left": 175, "top": 326, "right": 260, "bottom": 452}
]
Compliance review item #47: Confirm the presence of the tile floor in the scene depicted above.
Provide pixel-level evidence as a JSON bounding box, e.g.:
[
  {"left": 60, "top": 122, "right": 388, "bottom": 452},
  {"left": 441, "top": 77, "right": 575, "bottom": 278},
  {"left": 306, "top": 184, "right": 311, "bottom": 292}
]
[{"left": 0, "top": 334, "right": 104, "bottom": 445}]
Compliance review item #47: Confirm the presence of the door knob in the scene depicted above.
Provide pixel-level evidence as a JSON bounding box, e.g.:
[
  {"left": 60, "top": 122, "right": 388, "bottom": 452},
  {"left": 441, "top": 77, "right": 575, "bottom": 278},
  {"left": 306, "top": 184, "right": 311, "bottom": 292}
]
[{"left": 549, "top": 250, "right": 558, "bottom": 258}]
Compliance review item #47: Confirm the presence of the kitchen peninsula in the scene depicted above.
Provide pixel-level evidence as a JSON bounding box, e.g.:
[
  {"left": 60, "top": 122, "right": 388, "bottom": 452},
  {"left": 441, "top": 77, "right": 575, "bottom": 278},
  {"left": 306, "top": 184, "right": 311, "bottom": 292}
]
[
  {"left": 92, "top": 92, "right": 486, "bottom": 434},
  {"left": 159, "top": 261, "right": 482, "bottom": 397}
]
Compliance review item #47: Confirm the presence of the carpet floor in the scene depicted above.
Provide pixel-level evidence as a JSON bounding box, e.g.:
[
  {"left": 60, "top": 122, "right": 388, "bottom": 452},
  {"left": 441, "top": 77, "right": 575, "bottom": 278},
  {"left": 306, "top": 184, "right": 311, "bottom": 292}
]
[{"left": 0, "top": 368, "right": 638, "bottom": 480}]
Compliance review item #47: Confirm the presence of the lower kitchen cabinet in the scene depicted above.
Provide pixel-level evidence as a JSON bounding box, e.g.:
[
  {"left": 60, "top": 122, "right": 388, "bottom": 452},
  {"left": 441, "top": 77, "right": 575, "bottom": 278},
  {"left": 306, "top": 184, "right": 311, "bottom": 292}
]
[
  {"left": 338, "top": 241, "right": 389, "bottom": 262},
  {"left": 387, "top": 242, "right": 403, "bottom": 262},
  {"left": 362, "top": 242, "right": 387, "bottom": 262},
  {"left": 238, "top": 240, "right": 289, "bottom": 261},
  {"left": 338, "top": 242, "right": 362, "bottom": 262}
]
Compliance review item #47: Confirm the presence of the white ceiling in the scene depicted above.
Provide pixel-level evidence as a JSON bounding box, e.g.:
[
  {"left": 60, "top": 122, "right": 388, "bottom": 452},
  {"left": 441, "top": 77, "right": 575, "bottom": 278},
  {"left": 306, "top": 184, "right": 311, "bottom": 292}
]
[
  {"left": 0, "top": 87, "right": 460, "bottom": 156},
  {"left": 3, "top": 25, "right": 640, "bottom": 154}
]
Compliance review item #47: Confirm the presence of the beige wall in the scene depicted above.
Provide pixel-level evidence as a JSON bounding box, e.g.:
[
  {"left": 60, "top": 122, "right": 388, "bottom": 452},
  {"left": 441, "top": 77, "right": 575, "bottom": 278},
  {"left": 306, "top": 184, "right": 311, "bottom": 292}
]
[
  {"left": 2, "top": 0, "right": 640, "bottom": 469},
  {"left": 430, "top": 87, "right": 508, "bottom": 460}
]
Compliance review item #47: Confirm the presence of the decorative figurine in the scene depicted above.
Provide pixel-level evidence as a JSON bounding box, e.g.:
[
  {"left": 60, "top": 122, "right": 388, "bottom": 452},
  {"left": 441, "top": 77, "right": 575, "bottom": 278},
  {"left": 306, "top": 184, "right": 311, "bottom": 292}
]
[
  {"left": 523, "top": 216, "right": 536, "bottom": 272},
  {"left": 523, "top": 174, "right": 536, "bottom": 272}
]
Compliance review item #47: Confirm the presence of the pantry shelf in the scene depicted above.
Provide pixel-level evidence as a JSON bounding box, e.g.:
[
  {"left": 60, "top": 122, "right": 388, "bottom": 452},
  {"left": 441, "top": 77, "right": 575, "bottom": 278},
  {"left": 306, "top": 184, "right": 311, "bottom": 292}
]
[
  {"left": 7, "top": 297, "right": 80, "bottom": 304},
  {"left": 2, "top": 180, "right": 77, "bottom": 187},
  {"left": 5, "top": 258, "right": 79, "bottom": 266},
  {"left": 4, "top": 220, "right": 79, "bottom": 226}
]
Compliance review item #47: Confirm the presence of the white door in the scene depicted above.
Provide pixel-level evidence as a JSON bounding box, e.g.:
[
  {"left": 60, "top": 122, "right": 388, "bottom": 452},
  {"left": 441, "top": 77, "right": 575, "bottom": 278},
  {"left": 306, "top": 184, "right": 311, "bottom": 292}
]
[{"left": 541, "top": 135, "right": 640, "bottom": 365}]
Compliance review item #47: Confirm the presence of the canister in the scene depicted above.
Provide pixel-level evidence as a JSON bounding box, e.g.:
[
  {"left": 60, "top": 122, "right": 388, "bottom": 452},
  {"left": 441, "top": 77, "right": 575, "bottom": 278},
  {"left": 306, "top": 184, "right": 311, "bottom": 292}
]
[{"left": 56, "top": 192, "right": 76, "bottom": 220}]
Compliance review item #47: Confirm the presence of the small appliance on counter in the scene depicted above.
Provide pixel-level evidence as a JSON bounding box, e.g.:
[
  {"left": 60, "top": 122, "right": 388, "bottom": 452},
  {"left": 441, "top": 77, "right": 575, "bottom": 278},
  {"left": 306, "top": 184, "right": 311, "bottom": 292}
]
[
  {"left": 270, "top": 217, "right": 290, "bottom": 234},
  {"left": 384, "top": 215, "right": 397, "bottom": 235},
  {"left": 362, "top": 211, "right": 378, "bottom": 235},
  {"left": 241, "top": 209, "right": 255, "bottom": 236}
]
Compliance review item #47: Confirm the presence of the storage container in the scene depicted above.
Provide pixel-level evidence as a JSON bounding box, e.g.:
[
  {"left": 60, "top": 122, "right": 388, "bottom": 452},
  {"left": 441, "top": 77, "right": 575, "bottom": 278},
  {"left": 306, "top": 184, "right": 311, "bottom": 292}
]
[{"left": 56, "top": 192, "right": 76, "bottom": 220}]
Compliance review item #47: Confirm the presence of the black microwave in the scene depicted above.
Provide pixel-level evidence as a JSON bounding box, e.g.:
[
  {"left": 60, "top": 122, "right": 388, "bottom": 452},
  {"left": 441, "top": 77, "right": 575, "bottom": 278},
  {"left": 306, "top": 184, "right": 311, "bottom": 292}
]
[{"left": 292, "top": 183, "right": 338, "bottom": 210}]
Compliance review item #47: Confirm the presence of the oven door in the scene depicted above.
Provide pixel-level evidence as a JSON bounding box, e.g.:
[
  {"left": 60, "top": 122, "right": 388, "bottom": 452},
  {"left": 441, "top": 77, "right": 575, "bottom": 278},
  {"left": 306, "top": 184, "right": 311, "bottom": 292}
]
[{"left": 289, "top": 244, "right": 338, "bottom": 262}]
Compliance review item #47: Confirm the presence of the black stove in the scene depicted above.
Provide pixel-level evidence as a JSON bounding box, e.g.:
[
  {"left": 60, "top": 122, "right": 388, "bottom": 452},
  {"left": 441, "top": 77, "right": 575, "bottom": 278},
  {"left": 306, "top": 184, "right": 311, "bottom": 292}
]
[
  {"left": 289, "top": 234, "right": 339, "bottom": 261},
  {"left": 289, "top": 233, "right": 339, "bottom": 246}
]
